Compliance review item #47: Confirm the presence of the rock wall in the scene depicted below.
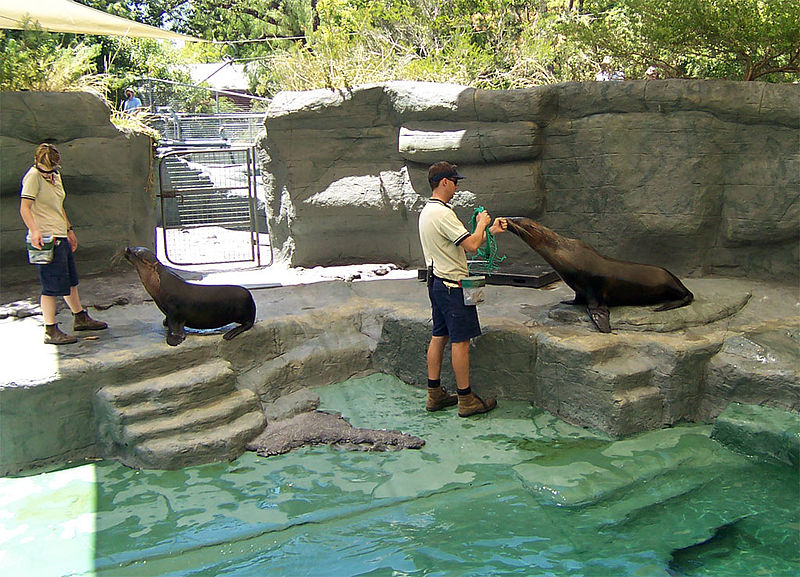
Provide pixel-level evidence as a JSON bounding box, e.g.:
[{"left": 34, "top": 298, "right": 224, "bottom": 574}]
[
  {"left": 0, "top": 92, "right": 155, "bottom": 288},
  {"left": 260, "top": 80, "right": 799, "bottom": 281}
]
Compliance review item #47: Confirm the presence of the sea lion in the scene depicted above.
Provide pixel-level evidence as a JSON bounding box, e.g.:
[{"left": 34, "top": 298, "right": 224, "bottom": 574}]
[
  {"left": 124, "top": 247, "right": 256, "bottom": 346},
  {"left": 505, "top": 218, "right": 693, "bottom": 333}
]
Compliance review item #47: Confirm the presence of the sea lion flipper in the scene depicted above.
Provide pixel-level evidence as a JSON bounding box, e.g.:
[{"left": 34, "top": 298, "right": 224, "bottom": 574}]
[
  {"left": 562, "top": 294, "right": 586, "bottom": 306},
  {"left": 653, "top": 292, "right": 694, "bottom": 312},
  {"left": 223, "top": 321, "right": 254, "bottom": 341},
  {"left": 165, "top": 317, "right": 186, "bottom": 346},
  {"left": 587, "top": 305, "right": 611, "bottom": 333}
]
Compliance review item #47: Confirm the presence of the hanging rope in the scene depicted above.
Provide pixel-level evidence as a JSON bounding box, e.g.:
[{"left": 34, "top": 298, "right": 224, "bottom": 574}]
[{"left": 468, "top": 206, "right": 506, "bottom": 273}]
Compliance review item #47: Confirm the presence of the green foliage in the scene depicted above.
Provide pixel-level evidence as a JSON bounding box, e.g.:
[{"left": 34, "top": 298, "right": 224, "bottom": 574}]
[
  {"left": 2, "top": 0, "right": 796, "bottom": 106},
  {"left": 559, "top": 0, "right": 800, "bottom": 81},
  {"left": 0, "top": 23, "right": 102, "bottom": 91}
]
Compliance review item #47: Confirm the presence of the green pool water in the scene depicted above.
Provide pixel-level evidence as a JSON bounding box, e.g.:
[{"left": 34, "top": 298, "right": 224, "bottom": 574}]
[{"left": 2, "top": 374, "right": 797, "bottom": 576}]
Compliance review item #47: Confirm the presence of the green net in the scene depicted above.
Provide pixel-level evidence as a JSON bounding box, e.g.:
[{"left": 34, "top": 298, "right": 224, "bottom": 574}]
[{"left": 468, "top": 206, "right": 506, "bottom": 273}]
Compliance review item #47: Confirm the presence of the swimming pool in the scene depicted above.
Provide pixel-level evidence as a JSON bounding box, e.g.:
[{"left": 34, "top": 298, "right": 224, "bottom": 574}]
[{"left": 2, "top": 374, "right": 797, "bottom": 576}]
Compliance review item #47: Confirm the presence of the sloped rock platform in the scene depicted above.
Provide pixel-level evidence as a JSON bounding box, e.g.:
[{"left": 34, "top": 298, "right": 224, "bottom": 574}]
[{"left": 544, "top": 285, "right": 752, "bottom": 332}]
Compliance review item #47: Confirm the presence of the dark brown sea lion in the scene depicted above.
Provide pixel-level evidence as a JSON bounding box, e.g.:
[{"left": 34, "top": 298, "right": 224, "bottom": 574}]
[
  {"left": 124, "top": 247, "right": 256, "bottom": 346},
  {"left": 505, "top": 217, "right": 693, "bottom": 333}
]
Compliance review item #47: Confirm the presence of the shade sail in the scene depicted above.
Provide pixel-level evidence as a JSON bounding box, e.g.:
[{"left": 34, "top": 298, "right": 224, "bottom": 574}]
[{"left": 0, "top": 0, "right": 205, "bottom": 42}]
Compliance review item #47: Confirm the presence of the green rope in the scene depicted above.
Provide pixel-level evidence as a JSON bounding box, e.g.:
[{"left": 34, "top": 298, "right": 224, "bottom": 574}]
[{"left": 468, "top": 206, "right": 506, "bottom": 273}]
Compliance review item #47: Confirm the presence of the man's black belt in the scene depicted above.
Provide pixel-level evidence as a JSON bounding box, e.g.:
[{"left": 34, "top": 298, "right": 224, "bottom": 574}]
[{"left": 431, "top": 274, "right": 460, "bottom": 285}]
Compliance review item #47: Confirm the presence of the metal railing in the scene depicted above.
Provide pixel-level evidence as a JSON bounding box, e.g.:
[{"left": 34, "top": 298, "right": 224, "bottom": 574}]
[{"left": 149, "top": 112, "right": 265, "bottom": 145}]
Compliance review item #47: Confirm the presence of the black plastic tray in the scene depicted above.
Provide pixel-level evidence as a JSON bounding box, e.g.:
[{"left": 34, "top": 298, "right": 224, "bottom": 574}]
[{"left": 417, "top": 265, "right": 560, "bottom": 288}]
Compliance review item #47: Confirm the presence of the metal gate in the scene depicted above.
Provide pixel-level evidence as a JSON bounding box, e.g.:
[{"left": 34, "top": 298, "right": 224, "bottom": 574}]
[{"left": 157, "top": 147, "right": 272, "bottom": 267}]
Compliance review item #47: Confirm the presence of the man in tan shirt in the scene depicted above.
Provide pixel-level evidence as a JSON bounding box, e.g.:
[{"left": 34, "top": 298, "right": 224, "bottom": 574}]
[{"left": 418, "top": 161, "right": 507, "bottom": 417}]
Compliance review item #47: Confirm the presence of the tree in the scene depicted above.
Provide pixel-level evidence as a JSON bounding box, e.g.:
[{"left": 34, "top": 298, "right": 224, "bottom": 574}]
[
  {"left": 0, "top": 23, "right": 101, "bottom": 91},
  {"left": 560, "top": 0, "right": 800, "bottom": 81}
]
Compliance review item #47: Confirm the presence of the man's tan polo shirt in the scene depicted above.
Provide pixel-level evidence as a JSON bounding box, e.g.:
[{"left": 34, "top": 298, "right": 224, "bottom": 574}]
[{"left": 419, "top": 198, "right": 470, "bottom": 286}]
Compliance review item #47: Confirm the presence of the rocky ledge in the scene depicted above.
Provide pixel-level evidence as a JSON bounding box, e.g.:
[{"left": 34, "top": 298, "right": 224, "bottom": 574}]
[{"left": 1, "top": 276, "right": 797, "bottom": 474}]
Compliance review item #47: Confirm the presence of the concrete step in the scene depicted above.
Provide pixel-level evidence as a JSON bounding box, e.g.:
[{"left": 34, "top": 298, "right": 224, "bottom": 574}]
[
  {"left": 95, "top": 359, "right": 234, "bottom": 408},
  {"left": 179, "top": 196, "right": 250, "bottom": 205},
  {"left": 94, "top": 358, "right": 268, "bottom": 469},
  {"left": 121, "top": 389, "right": 261, "bottom": 444},
  {"left": 239, "top": 331, "right": 373, "bottom": 402},
  {"left": 594, "top": 354, "right": 660, "bottom": 392},
  {"left": 132, "top": 409, "right": 266, "bottom": 470}
]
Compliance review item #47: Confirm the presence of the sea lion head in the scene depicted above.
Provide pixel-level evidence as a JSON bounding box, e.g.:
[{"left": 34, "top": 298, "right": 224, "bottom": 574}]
[
  {"left": 124, "top": 247, "right": 162, "bottom": 293},
  {"left": 124, "top": 246, "right": 159, "bottom": 267},
  {"left": 505, "top": 217, "right": 562, "bottom": 251},
  {"left": 506, "top": 217, "right": 539, "bottom": 242}
]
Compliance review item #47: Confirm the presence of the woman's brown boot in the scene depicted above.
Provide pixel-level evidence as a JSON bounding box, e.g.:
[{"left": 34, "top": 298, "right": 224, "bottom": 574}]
[
  {"left": 457, "top": 391, "right": 497, "bottom": 417},
  {"left": 44, "top": 323, "right": 78, "bottom": 345},
  {"left": 73, "top": 309, "right": 108, "bottom": 331},
  {"left": 426, "top": 386, "right": 458, "bottom": 411}
]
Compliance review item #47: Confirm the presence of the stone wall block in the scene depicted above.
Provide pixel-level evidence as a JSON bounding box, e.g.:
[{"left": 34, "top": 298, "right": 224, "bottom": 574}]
[
  {"left": 472, "top": 86, "right": 559, "bottom": 123},
  {"left": 371, "top": 314, "right": 433, "bottom": 388},
  {"left": 721, "top": 185, "right": 799, "bottom": 246},
  {"left": 552, "top": 80, "right": 649, "bottom": 118},
  {"left": 259, "top": 80, "right": 798, "bottom": 280},
  {"left": 0, "top": 91, "right": 119, "bottom": 144},
  {"left": 241, "top": 331, "right": 374, "bottom": 406},
  {"left": 384, "top": 82, "right": 475, "bottom": 123},
  {"left": 533, "top": 334, "right": 662, "bottom": 435},
  {"left": 266, "top": 84, "right": 391, "bottom": 130},
  {"left": 711, "top": 403, "right": 800, "bottom": 467},
  {"left": 398, "top": 121, "right": 542, "bottom": 164},
  {"left": 610, "top": 386, "right": 665, "bottom": 436},
  {"left": 232, "top": 307, "right": 374, "bottom": 403},
  {"left": 0, "top": 379, "right": 97, "bottom": 475},
  {"left": 269, "top": 127, "right": 398, "bottom": 174},
  {"left": 469, "top": 327, "right": 538, "bottom": 400},
  {"left": 643, "top": 80, "right": 799, "bottom": 126},
  {"left": 647, "top": 343, "right": 719, "bottom": 424}
]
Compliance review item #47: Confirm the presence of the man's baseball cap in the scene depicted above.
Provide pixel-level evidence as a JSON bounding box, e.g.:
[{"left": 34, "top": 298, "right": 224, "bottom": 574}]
[{"left": 428, "top": 161, "right": 466, "bottom": 184}]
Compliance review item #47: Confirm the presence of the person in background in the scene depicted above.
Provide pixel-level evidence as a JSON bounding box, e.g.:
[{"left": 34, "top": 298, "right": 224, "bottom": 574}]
[
  {"left": 418, "top": 161, "right": 507, "bottom": 417},
  {"left": 19, "top": 143, "right": 108, "bottom": 345},
  {"left": 122, "top": 88, "right": 142, "bottom": 112},
  {"left": 597, "top": 56, "right": 624, "bottom": 81},
  {"left": 646, "top": 65, "right": 660, "bottom": 80}
]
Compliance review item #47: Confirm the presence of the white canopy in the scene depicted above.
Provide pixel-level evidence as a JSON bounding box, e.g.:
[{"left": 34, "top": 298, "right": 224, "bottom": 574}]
[{"left": 0, "top": 0, "right": 205, "bottom": 42}]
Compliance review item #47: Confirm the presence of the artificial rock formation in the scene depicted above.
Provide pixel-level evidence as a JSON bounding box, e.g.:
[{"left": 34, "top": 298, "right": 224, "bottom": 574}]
[
  {"left": 1, "top": 276, "right": 797, "bottom": 475},
  {"left": 260, "top": 80, "right": 798, "bottom": 281}
]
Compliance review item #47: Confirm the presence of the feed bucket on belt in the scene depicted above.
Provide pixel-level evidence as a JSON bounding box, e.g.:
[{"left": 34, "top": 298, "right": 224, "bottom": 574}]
[{"left": 461, "top": 275, "right": 486, "bottom": 306}]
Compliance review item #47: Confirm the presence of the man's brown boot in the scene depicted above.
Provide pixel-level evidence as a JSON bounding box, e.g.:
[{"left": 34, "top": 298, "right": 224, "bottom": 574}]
[
  {"left": 458, "top": 391, "right": 497, "bottom": 417},
  {"left": 73, "top": 309, "right": 108, "bottom": 331},
  {"left": 426, "top": 386, "right": 458, "bottom": 412},
  {"left": 44, "top": 323, "right": 78, "bottom": 345}
]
